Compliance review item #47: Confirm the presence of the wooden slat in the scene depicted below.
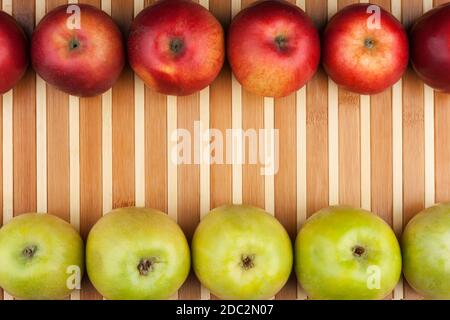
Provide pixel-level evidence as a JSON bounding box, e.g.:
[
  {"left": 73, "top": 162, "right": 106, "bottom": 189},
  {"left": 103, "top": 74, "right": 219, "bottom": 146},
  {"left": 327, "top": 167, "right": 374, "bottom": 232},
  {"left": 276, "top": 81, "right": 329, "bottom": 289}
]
[
  {"left": 274, "top": 94, "right": 297, "bottom": 299},
  {"left": 402, "top": 0, "right": 425, "bottom": 300},
  {"left": 337, "top": 0, "right": 360, "bottom": 208},
  {"left": 370, "top": 0, "right": 394, "bottom": 224},
  {"left": 177, "top": 93, "right": 201, "bottom": 300},
  {"left": 434, "top": 0, "right": 450, "bottom": 204},
  {"left": 328, "top": 0, "right": 338, "bottom": 209},
  {"left": 143, "top": 0, "right": 168, "bottom": 213},
  {"left": 13, "top": 0, "right": 36, "bottom": 216},
  {"left": 76, "top": 0, "right": 104, "bottom": 300},
  {"left": 101, "top": 0, "right": 112, "bottom": 215},
  {"left": 391, "top": 0, "right": 404, "bottom": 300},
  {"left": 111, "top": 0, "right": 135, "bottom": 209},
  {"left": 242, "top": 89, "right": 265, "bottom": 208},
  {"left": 46, "top": 0, "right": 70, "bottom": 222},
  {"left": 339, "top": 90, "right": 360, "bottom": 207},
  {"left": 295, "top": 2, "right": 307, "bottom": 300},
  {"left": 241, "top": 0, "right": 264, "bottom": 209},
  {"left": 275, "top": 0, "right": 298, "bottom": 300},
  {"left": 367, "top": 0, "right": 396, "bottom": 301},
  {"left": 144, "top": 89, "right": 167, "bottom": 212},
  {"left": 231, "top": 1, "right": 243, "bottom": 206},
  {"left": 210, "top": 0, "right": 232, "bottom": 210},
  {"left": 35, "top": 0, "right": 46, "bottom": 215},
  {"left": 306, "top": 0, "right": 329, "bottom": 217}
]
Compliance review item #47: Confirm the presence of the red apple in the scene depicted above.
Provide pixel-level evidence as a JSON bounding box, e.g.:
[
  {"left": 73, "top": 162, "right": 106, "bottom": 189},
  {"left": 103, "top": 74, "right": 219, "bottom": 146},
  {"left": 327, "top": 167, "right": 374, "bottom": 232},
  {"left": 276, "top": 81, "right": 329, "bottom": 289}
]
[
  {"left": 228, "top": 0, "right": 320, "bottom": 98},
  {"left": 0, "top": 11, "right": 28, "bottom": 94},
  {"left": 411, "top": 3, "right": 450, "bottom": 92},
  {"left": 31, "top": 4, "right": 125, "bottom": 97},
  {"left": 323, "top": 3, "right": 409, "bottom": 95},
  {"left": 128, "top": 0, "right": 225, "bottom": 96}
]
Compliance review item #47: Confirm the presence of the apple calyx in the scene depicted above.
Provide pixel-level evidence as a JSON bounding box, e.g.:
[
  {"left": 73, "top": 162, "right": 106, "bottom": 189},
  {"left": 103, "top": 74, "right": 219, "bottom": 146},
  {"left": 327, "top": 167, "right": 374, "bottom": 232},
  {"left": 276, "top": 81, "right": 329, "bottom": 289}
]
[
  {"left": 68, "top": 38, "right": 81, "bottom": 51},
  {"left": 240, "top": 254, "right": 256, "bottom": 270},
  {"left": 364, "top": 38, "right": 375, "bottom": 50},
  {"left": 274, "top": 35, "right": 288, "bottom": 52},
  {"left": 22, "top": 245, "right": 38, "bottom": 259},
  {"left": 137, "top": 257, "right": 159, "bottom": 276},
  {"left": 352, "top": 245, "right": 366, "bottom": 258},
  {"left": 169, "top": 38, "right": 185, "bottom": 56}
]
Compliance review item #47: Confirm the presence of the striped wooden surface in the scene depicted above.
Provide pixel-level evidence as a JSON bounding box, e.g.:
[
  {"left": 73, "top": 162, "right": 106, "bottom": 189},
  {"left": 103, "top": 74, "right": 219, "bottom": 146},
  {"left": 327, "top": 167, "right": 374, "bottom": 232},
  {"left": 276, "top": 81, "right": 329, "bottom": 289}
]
[{"left": 0, "top": 0, "right": 449, "bottom": 300}]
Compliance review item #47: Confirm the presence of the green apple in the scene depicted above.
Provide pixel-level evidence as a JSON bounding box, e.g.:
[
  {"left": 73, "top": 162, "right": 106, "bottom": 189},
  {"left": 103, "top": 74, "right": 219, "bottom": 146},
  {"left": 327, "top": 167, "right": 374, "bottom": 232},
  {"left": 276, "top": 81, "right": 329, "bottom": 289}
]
[
  {"left": 86, "top": 207, "right": 190, "bottom": 300},
  {"left": 192, "top": 205, "right": 293, "bottom": 300},
  {"left": 402, "top": 203, "right": 450, "bottom": 300},
  {"left": 295, "top": 206, "right": 401, "bottom": 300},
  {"left": 0, "top": 213, "right": 84, "bottom": 300}
]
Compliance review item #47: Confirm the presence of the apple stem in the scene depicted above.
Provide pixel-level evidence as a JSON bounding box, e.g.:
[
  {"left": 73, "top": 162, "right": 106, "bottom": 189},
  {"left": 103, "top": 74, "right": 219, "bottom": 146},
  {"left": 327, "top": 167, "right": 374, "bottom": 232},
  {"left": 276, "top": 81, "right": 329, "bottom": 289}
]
[
  {"left": 22, "top": 245, "right": 37, "bottom": 259},
  {"left": 138, "top": 257, "right": 158, "bottom": 276}
]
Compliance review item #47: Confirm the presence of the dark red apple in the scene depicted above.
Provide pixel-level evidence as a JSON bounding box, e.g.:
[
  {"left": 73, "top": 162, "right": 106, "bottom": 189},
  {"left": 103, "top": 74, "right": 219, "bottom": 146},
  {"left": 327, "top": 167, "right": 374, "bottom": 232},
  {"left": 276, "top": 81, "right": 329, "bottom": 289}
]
[
  {"left": 228, "top": 0, "right": 320, "bottom": 98},
  {"left": 0, "top": 11, "right": 28, "bottom": 94},
  {"left": 411, "top": 3, "right": 450, "bottom": 92},
  {"left": 128, "top": 0, "right": 225, "bottom": 96},
  {"left": 323, "top": 3, "right": 409, "bottom": 95},
  {"left": 31, "top": 4, "right": 125, "bottom": 97}
]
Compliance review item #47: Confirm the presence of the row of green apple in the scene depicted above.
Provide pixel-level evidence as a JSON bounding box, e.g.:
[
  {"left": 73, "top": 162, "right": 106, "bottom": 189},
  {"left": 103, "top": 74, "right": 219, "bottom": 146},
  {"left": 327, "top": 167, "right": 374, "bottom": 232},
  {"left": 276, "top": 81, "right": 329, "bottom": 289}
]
[{"left": 0, "top": 204, "right": 448, "bottom": 300}]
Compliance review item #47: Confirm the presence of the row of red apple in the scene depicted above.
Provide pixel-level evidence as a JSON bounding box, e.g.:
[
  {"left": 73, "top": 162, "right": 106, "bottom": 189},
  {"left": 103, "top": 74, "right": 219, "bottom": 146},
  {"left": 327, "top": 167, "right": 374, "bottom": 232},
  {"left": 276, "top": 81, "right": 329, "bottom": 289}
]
[
  {"left": 1, "top": 0, "right": 449, "bottom": 99},
  {"left": 0, "top": 203, "right": 448, "bottom": 300}
]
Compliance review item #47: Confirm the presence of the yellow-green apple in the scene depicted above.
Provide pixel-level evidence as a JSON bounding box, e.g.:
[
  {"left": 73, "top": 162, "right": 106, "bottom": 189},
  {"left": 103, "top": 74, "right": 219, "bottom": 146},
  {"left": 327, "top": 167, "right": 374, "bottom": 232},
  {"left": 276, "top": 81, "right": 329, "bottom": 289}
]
[
  {"left": 192, "top": 205, "right": 293, "bottom": 300},
  {"left": 0, "top": 213, "right": 84, "bottom": 300},
  {"left": 31, "top": 4, "right": 125, "bottom": 97},
  {"left": 0, "top": 11, "right": 28, "bottom": 94},
  {"left": 86, "top": 207, "right": 190, "bottom": 300},
  {"left": 410, "top": 3, "right": 450, "bottom": 92},
  {"left": 128, "top": 0, "right": 225, "bottom": 96},
  {"left": 402, "top": 204, "right": 450, "bottom": 299},
  {"left": 323, "top": 3, "right": 409, "bottom": 94},
  {"left": 227, "top": 0, "right": 320, "bottom": 98},
  {"left": 295, "top": 206, "right": 402, "bottom": 300}
]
